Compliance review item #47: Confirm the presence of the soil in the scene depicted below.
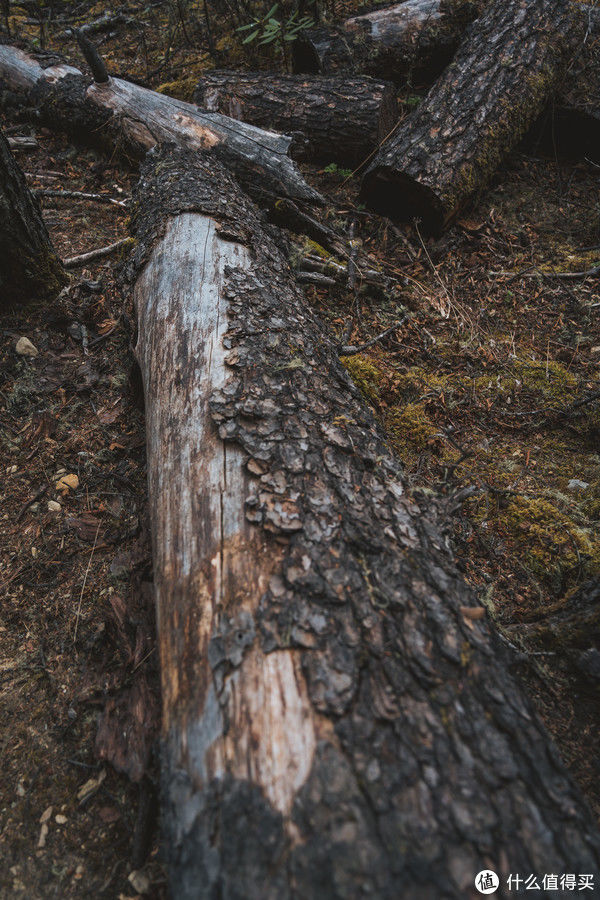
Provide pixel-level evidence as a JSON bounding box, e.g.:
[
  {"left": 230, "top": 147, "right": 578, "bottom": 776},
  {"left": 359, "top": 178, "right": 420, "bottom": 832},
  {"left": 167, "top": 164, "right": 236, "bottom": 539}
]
[{"left": 0, "top": 2, "right": 599, "bottom": 897}]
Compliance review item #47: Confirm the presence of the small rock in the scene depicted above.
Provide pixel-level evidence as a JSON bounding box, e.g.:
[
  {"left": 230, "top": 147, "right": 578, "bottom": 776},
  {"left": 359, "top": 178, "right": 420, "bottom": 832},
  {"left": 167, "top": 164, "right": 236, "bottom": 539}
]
[
  {"left": 47, "top": 500, "right": 62, "bottom": 513},
  {"left": 591, "top": 346, "right": 600, "bottom": 356},
  {"left": 6, "top": 465, "right": 17, "bottom": 474},
  {"left": 15, "top": 336, "right": 38, "bottom": 357},
  {"left": 568, "top": 479, "right": 589, "bottom": 491},
  {"left": 39, "top": 805, "right": 53, "bottom": 824},
  {"left": 128, "top": 869, "right": 151, "bottom": 894},
  {"left": 56, "top": 473, "right": 79, "bottom": 493},
  {"left": 37, "top": 823, "right": 49, "bottom": 848},
  {"left": 55, "top": 814, "right": 67, "bottom": 825}
]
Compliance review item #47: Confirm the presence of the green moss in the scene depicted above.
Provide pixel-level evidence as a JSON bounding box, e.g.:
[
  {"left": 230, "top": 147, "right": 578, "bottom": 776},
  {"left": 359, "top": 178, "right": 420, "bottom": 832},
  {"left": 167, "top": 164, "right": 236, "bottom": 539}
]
[
  {"left": 386, "top": 403, "right": 439, "bottom": 456},
  {"left": 156, "top": 77, "right": 199, "bottom": 102},
  {"left": 514, "top": 358, "right": 577, "bottom": 400},
  {"left": 341, "top": 354, "right": 386, "bottom": 404},
  {"left": 302, "top": 238, "right": 331, "bottom": 259},
  {"left": 501, "top": 496, "right": 600, "bottom": 593}
]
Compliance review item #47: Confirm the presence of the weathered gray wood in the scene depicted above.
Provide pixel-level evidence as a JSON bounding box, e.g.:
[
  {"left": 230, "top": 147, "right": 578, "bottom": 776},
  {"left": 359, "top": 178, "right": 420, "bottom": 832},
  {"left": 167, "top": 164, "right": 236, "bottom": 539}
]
[
  {"left": 361, "top": 0, "right": 583, "bottom": 231},
  {"left": 130, "top": 146, "right": 600, "bottom": 899},
  {"left": 0, "top": 45, "right": 321, "bottom": 207},
  {"left": 0, "top": 127, "right": 66, "bottom": 308},
  {"left": 193, "top": 71, "right": 398, "bottom": 166},
  {"left": 292, "top": 0, "right": 486, "bottom": 84}
]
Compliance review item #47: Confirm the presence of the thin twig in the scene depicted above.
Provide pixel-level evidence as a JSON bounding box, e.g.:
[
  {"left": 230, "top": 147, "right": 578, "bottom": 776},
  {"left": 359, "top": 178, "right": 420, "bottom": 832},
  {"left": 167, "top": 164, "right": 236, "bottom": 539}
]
[
  {"left": 62, "top": 237, "right": 130, "bottom": 269},
  {"left": 36, "top": 188, "right": 130, "bottom": 209},
  {"left": 73, "top": 523, "right": 101, "bottom": 643},
  {"left": 338, "top": 316, "right": 407, "bottom": 356}
]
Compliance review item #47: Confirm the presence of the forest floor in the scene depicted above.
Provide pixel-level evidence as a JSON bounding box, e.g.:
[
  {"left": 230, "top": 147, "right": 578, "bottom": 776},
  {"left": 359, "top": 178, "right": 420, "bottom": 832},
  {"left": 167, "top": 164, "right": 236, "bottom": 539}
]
[{"left": 1, "top": 2, "right": 599, "bottom": 898}]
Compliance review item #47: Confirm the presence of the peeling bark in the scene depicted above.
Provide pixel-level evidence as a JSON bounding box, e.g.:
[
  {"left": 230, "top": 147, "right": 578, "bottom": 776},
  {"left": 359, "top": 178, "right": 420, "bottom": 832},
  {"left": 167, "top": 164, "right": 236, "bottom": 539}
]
[
  {"left": 360, "top": 0, "right": 583, "bottom": 231},
  {"left": 130, "top": 146, "right": 600, "bottom": 899},
  {"left": 0, "top": 126, "right": 66, "bottom": 308},
  {"left": 0, "top": 45, "right": 321, "bottom": 207},
  {"left": 292, "top": 0, "right": 486, "bottom": 85},
  {"left": 193, "top": 71, "right": 398, "bottom": 166}
]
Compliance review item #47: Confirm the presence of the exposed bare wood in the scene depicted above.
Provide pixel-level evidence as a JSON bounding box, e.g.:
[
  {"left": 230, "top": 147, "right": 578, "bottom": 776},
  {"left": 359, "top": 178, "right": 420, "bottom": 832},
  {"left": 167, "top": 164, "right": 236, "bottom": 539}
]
[
  {"left": 62, "top": 236, "right": 130, "bottom": 268},
  {"left": 293, "top": 0, "right": 486, "bottom": 84},
  {"left": 0, "top": 45, "right": 321, "bottom": 207},
  {"left": 130, "top": 145, "right": 600, "bottom": 899}
]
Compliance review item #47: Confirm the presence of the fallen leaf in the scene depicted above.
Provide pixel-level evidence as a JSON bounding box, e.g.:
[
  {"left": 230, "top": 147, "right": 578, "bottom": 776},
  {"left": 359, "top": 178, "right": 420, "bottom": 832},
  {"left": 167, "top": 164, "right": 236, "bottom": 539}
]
[{"left": 56, "top": 473, "right": 79, "bottom": 492}]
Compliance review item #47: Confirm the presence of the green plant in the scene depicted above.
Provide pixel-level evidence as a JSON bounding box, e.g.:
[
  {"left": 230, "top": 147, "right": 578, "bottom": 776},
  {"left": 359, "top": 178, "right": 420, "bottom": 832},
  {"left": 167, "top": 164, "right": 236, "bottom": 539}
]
[
  {"left": 323, "top": 162, "right": 353, "bottom": 178},
  {"left": 237, "top": 3, "right": 313, "bottom": 69}
]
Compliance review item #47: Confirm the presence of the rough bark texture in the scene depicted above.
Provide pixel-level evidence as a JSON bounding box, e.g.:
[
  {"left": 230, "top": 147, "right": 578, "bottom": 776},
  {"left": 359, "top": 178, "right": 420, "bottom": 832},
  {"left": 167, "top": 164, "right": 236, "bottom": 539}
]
[
  {"left": 292, "top": 0, "right": 485, "bottom": 85},
  {"left": 360, "top": 0, "right": 583, "bottom": 232},
  {"left": 0, "top": 45, "right": 321, "bottom": 207},
  {"left": 130, "top": 145, "right": 600, "bottom": 899},
  {"left": 0, "top": 126, "right": 66, "bottom": 308},
  {"left": 193, "top": 71, "right": 398, "bottom": 166}
]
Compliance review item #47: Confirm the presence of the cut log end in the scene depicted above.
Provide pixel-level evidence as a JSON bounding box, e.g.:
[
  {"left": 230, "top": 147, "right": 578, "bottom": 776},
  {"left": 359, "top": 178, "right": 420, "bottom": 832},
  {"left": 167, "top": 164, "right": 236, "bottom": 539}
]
[{"left": 360, "top": 165, "right": 445, "bottom": 232}]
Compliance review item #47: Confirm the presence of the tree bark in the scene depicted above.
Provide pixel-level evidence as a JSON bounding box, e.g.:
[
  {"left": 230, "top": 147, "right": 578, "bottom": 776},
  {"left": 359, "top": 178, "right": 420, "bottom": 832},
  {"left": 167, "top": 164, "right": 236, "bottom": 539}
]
[
  {"left": 193, "top": 71, "right": 398, "bottom": 166},
  {"left": 0, "top": 127, "right": 66, "bottom": 308},
  {"left": 130, "top": 145, "right": 600, "bottom": 899},
  {"left": 292, "top": 0, "right": 486, "bottom": 85},
  {"left": 360, "top": 0, "right": 583, "bottom": 232},
  {"left": 0, "top": 45, "right": 321, "bottom": 208}
]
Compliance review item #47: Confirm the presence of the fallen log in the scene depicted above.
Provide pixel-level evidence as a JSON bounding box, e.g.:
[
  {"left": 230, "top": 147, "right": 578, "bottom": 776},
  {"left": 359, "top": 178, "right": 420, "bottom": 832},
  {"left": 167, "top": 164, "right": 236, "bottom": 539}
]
[
  {"left": 130, "top": 145, "right": 600, "bottom": 898},
  {"left": 292, "top": 0, "right": 485, "bottom": 85},
  {"left": 193, "top": 71, "right": 398, "bottom": 166},
  {"left": 0, "top": 45, "right": 321, "bottom": 207},
  {"left": 0, "top": 127, "right": 66, "bottom": 308},
  {"left": 360, "top": 0, "right": 583, "bottom": 231}
]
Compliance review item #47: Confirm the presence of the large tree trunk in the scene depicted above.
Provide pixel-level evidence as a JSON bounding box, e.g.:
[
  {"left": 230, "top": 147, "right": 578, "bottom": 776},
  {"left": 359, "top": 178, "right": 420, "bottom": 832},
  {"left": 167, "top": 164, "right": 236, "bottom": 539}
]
[
  {"left": 360, "top": 0, "right": 582, "bottom": 232},
  {"left": 193, "top": 71, "right": 398, "bottom": 166},
  {"left": 0, "top": 127, "right": 66, "bottom": 308},
  {"left": 0, "top": 45, "right": 320, "bottom": 207},
  {"left": 292, "top": 0, "right": 486, "bottom": 85},
  {"left": 130, "top": 145, "right": 600, "bottom": 899}
]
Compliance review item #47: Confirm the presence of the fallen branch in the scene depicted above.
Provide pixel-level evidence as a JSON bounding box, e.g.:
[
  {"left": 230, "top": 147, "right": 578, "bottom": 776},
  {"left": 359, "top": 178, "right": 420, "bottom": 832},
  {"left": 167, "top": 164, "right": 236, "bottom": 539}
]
[
  {"left": 62, "top": 237, "right": 130, "bottom": 269},
  {"left": 35, "top": 188, "right": 130, "bottom": 209},
  {"left": 338, "top": 316, "right": 408, "bottom": 355},
  {"left": 0, "top": 44, "right": 322, "bottom": 208}
]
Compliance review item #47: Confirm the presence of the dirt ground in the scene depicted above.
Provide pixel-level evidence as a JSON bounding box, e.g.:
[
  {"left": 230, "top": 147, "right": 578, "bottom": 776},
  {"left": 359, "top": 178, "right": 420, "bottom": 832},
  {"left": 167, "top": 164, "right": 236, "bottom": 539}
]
[{"left": 1, "top": 2, "right": 599, "bottom": 897}]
